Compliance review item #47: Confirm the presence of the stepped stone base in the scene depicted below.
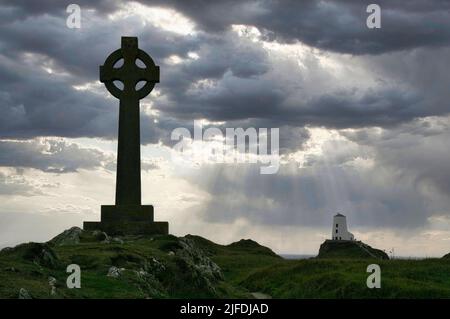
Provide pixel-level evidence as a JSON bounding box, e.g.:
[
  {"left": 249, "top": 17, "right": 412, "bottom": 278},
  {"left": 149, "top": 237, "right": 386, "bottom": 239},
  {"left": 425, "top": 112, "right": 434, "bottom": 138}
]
[{"left": 83, "top": 205, "right": 168, "bottom": 236}]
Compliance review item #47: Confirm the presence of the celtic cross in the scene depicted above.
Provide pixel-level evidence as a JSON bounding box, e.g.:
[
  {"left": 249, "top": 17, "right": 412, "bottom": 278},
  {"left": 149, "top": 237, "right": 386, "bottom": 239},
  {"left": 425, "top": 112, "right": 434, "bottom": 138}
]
[{"left": 99, "top": 37, "right": 159, "bottom": 206}]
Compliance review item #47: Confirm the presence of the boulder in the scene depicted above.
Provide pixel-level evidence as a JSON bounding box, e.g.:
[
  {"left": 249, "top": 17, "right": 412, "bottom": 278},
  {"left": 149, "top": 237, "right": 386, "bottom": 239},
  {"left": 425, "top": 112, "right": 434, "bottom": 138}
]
[
  {"left": 48, "top": 276, "right": 57, "bottom": 296},
  {"left": 93, "top": 230, "right": 110, "bottom": 243},
  {"left": 18, "top": 288, "right": 32, "bottom": 299},
  {"left": 107, "top": 266, "right": 124, "bottom": 278},
  {"left": 48, "top": 227, "right": 83, "bottom": 246},
  {"left": 112, "top": 237, "right": 124, "bottom": 244}
]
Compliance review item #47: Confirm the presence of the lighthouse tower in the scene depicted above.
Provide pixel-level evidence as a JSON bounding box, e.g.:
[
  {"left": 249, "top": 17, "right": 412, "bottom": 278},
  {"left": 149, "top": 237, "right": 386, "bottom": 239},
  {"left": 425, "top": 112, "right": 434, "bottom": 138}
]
[{"left": 332, "top": 213, "right": 354, "bottom": 241}]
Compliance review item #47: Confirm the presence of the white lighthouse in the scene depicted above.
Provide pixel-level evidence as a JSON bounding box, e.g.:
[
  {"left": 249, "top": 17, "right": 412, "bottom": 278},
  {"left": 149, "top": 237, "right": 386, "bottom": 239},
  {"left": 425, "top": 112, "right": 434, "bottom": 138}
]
[{"left": 331, "top": 213, "right": 354, "bottom": 241}]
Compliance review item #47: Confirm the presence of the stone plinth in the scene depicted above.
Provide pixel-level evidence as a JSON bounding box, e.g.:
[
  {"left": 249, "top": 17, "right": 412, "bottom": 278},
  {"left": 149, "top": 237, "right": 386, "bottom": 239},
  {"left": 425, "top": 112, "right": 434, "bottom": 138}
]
[{"left": 83, "top": 205, "right": 168, "bottom": 236}]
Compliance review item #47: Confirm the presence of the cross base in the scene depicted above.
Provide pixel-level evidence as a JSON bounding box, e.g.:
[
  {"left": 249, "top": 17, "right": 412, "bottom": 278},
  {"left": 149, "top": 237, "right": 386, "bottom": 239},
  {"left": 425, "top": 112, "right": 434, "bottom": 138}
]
[{"left": 83, "top": 205, "right": 169, "bottom": 236}]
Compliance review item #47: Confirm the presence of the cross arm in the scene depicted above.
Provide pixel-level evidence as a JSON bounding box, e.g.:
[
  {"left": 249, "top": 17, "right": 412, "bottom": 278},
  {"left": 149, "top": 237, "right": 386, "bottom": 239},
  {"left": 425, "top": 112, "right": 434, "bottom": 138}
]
[
  {"left": 100, "top": 66, "right": 122, "bottom": 83},
  {"left": 135, "top": 66, "right": 160, "bottom": 84}
]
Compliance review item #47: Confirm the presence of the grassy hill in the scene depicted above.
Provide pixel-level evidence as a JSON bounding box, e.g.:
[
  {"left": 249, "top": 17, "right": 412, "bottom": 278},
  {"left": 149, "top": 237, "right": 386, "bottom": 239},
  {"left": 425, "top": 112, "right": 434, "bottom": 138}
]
[{"left": 1, "top": 227, "right": 450, "bottom": 298}]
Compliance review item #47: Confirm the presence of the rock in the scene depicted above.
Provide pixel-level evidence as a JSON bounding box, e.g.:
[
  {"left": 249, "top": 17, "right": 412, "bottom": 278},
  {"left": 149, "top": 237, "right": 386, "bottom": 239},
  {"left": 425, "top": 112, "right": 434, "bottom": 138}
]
[
  {"left": 136, "top": 269, "right": 149, "bottom": 279},
  {"left": 134, "top": 269, "right": 166, "bottom": 298},
  {"left": 142, "top": 257, "right": 166, "bottom": 274},
  {"left": 18, "top": 288, "right": 32, "bottom": 299},
  {"left": 167, "top": 251, "right": 175, "bottom": 256},
  {"left": 107, "top": 266, "right": 124, "bottom": 278},
  {"left": 48, "top": 227, "right": 83, "bottom": 246},
  {"left": 41, "top": 247, "right": 59, "bottom": 267},
  {"left": 317, "top": 240, "right": 389, "bottom": 260},
  {"left": 93, "top": 231, "right": 110, "bottom": 243},
  {"left": 48, "top": 276, "right": 57, "bottom": 296},
  {"left": 9, "top": 242, "right": 61, "bottom": 268},
  {"left": 251, "top": 292, "right": 272, "bottom": 299},
  {"left": 173, "top": 237, "right": 224, "bottom": 295},
  {"left": 48, "top": 276, "right": 57, "bottom": 286},
  {"left": 177, "top": 237, "right": 223, "bottom": 281},
  {"left": 112, "top": 237, "right": 124, "bottom": 244}
]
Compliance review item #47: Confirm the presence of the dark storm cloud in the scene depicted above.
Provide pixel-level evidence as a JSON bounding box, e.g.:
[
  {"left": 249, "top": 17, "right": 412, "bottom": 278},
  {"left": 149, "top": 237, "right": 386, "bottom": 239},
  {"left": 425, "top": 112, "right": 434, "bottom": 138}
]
[
  {"left": 0, "top": 0, "right": 119, "bottom": 21},
  {"left": 342, "top": 118, "right": 450, "bottom": 198},
  {"left": 0, "top": 0, "right": 448, "bottom": 153},
  {"left": 0, "top": 6, "right": 198, "bottom": 143},
  {"left": 156, "top": 62, "right": 427, "bottom": 129},
  {"left": 148, "top": 0, "right": 450, "bottom": 54},
  {"left": 0, "top": 0, "right": 449, "bottom": 244},
  {"left": 0, "top": 139, "right": 112, "bottom": 173},
  {"left": 6, "top": 0, "right": 450, "bottom": 55},
  {"left": 291, "top": 88, "right": 425, "bottom": 128},
  {"left": 186, "top": 162, "right": 433, "bottom": 229}
]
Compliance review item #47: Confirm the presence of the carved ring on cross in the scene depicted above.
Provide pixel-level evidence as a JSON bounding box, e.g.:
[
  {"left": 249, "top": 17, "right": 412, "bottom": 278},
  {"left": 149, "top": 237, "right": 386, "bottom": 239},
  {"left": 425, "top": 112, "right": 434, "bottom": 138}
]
[{"left": 100, "top": 37, "right": 160, "bottom": 100}]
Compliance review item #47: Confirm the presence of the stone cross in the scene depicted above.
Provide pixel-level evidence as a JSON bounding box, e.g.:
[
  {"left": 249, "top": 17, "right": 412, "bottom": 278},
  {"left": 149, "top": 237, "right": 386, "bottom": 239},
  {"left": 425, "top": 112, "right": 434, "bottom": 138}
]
[
  {"left": 100, "top": 36, "right": 159, "bottom": 205},
  {"left": 84, "top": 37, "right": 168, "bottom": 236}
]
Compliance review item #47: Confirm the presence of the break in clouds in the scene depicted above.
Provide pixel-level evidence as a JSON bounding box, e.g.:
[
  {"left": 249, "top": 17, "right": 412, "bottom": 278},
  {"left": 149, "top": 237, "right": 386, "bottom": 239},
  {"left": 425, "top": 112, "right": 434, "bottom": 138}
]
[{"left": 0, "top": 0, "right": 449, "bottom": 255}]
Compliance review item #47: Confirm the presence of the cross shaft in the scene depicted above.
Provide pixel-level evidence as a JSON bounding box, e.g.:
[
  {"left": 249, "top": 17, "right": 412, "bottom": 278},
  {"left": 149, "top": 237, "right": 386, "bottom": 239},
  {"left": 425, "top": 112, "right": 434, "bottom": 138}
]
[{"left": 99, "top": 37, "right": 159, "bottom": 206}]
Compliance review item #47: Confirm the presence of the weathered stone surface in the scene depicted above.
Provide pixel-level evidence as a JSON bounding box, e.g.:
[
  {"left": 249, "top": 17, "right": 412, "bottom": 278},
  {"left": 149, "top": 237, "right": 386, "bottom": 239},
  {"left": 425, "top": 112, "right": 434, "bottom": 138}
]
[
  {"left": 7, "top": 242, "right": 60, "bottom": 268},
  {"left": 107, "top": 266, "right": 124, "bottom": 278},
  {"left": 101, "top": 205, "right": 154, "bottom": 222},
  {"left": 133, "top": 269, "right": 165, "bottom": 298},
  {"left": 49, "top": 227, "right": 83, "bottom": 246},
  {"left": 112, "top": 237, "right": 124, "bottom": 244},
  {"left": 18, "top": 288, "right": 32, "bottom": 299},
  {"left": 84, "top": 220, "right": 168, "bottom": 236},
  {"left": 92, "top": 230, "right": 110, "bottom": 243},
  {"left": 174, "top": 237, "right": 224, "bottom": 294},
  {"left": 48, "top": 276, "right": 57, "bottom": 296},
  {"left": 142, "top": 257, "right": 166, "bottom": 274}
]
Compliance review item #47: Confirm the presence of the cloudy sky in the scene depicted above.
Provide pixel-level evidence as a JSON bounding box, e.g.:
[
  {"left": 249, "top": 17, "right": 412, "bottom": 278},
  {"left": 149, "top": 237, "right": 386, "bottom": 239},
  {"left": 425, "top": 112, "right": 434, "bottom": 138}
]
[{"left": 0, "top": 0, "right": 450, "bottom": 257}]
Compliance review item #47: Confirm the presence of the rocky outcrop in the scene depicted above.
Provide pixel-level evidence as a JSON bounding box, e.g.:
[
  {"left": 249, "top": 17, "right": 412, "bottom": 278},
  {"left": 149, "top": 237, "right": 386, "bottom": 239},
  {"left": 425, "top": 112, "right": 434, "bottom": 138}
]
[
  {"left": 173, "top": 237, "right": 224, "bottom": 295},
  {"left": 2, "top": 242, "right": 61, "bottom": 268},
  {"left": 317, "top": 240, "right": 389, "bottom": 260},
  {"left": 49, "top": 227, "right": 83, "bottom": 246},
  {"left": 107, "top": 266, "right": 124, "bottom": 278},
  {"left": 48, "top": 227, "right": 126, "bottom": 246},
  {"left": 177, "top": 237, "right": 223, "bottom": 280},
  {"left": 0, "top": 229, "right": 245, "bottom": 298}
]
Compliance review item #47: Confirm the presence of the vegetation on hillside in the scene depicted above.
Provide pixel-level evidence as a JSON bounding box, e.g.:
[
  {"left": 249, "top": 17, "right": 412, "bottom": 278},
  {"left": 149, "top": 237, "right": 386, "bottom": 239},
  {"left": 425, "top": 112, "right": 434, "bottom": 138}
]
[{"left": 1, "top": 227, "right": 450, "bottom": 298}]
